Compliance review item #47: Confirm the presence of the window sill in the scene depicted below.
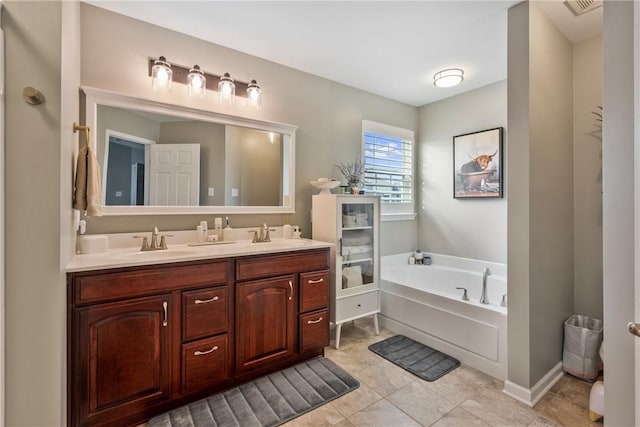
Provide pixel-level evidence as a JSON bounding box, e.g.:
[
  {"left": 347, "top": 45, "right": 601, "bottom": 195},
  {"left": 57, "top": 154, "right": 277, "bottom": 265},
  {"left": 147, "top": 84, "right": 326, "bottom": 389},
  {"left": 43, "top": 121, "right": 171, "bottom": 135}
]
[{"left": 381, "top": 213, "right": 417, "bottom": 222}]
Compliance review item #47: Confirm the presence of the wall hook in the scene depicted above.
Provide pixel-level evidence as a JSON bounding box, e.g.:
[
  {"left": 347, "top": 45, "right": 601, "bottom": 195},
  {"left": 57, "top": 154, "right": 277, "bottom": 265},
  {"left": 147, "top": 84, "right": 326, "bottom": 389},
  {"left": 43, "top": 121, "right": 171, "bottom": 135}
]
[{"left": 22, "top": 87, "right": 45, "bottom": 105}]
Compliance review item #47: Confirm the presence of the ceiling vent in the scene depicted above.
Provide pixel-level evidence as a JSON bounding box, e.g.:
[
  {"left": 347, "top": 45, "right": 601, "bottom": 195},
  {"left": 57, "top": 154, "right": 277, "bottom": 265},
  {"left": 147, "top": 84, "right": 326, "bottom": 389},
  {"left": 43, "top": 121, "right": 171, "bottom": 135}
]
[{"left": 563, "top": 0, "right": 602, "bottom": 17}]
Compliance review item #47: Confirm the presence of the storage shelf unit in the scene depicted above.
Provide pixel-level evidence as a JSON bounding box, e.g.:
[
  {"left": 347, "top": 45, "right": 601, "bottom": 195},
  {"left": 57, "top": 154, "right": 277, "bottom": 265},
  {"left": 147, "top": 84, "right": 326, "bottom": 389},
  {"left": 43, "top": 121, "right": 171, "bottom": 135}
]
[{"left": 312, "top": 194, "right": 380, "bottom": 348}]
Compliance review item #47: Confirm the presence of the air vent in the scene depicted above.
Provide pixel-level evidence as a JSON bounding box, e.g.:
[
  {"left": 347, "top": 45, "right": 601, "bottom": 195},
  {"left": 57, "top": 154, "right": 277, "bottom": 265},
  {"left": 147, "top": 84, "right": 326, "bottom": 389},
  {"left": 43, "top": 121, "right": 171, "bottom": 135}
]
[{"left": 563, "top": 0, "right": 602, "bottom": 17}]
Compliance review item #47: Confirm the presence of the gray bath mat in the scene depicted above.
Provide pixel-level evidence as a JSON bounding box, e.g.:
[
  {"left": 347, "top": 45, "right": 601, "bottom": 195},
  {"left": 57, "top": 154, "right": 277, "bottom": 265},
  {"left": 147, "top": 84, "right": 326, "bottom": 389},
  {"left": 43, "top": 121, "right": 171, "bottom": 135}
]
[
  {"left": 368, "top": 335, "right": 460, "bottom": 381},
  {"left": 147, "top": 357, "right": 359, "bottom": 427}
]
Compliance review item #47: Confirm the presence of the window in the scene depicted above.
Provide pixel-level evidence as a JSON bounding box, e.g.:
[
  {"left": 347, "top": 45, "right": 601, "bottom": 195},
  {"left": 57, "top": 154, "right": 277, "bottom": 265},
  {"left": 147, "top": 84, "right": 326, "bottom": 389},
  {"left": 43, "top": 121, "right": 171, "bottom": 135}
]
[{"left": 362, "top": 120, "right": 415, "bottom": 220}]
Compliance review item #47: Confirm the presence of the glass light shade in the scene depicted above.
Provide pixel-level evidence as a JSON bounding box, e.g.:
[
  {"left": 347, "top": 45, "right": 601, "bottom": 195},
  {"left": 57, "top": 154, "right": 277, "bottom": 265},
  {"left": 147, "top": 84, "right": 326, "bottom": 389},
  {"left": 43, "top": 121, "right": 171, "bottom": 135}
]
[
  {"left": 187, "top": 65, "right": 206, "bottom": 98},
  {"left": 151, "top": 56, "right": 173, "bottom": 90},
  {"left": 218, "top": 72, "right": 235, "bottom": 103},
  {"left": 246, "top": 79, "right": 262, "bottom": 109},
  {"left": 433, "top": 68, "right": 464, "bottom": 88}
]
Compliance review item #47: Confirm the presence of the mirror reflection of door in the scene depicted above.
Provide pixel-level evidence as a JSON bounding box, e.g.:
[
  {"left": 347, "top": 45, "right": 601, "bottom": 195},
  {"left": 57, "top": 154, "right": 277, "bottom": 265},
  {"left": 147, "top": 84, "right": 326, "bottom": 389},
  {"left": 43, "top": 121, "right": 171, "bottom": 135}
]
[
  {"left": 104, "top": 130, "right": 154, "bottom": 206},
  {"left": 148, "top": 144, "right": 200, "bottom": 206}
]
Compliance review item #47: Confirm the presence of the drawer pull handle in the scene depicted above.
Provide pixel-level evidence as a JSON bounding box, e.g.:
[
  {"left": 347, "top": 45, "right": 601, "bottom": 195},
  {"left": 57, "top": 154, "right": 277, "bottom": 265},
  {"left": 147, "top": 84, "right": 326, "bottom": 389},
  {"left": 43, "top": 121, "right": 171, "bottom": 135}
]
[
  {"left": 195, "top": 296, "right": 219, "bottom": 304},
  {"left": 288, "top": 280, "right": 293, "bottom": 301},
  {"left": 308, "top": 278, "right": 324, "bottom": 284},
  {"left": 307, "top": 317, "right": 323, "bottom": 324},
  {"left": 162, "top": 301, "right": 168, "bottom": 327},
  {"left": 194, "top": 346, "right": 218, "bottom": 356}
]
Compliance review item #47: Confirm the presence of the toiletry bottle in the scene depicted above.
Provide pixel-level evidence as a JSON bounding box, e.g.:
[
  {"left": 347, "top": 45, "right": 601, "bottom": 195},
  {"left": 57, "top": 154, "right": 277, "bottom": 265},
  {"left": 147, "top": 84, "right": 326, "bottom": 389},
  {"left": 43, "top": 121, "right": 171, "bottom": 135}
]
[
  {"left": 214, "top": 217, "right": 223, "bottom": 240},
  {"left": 222, "top": 216, "right": 232, "bottom": 241},
  {"left": 283, "top": 223, "right": 292, "bottom": 239}
]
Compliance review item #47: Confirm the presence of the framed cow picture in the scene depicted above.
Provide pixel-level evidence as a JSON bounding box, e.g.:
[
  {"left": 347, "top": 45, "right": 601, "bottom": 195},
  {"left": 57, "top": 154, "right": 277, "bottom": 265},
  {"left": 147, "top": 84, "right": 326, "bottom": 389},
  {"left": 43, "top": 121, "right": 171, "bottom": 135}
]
[{"left": 453, "top": 127, "right": 503, "bottom": 199}]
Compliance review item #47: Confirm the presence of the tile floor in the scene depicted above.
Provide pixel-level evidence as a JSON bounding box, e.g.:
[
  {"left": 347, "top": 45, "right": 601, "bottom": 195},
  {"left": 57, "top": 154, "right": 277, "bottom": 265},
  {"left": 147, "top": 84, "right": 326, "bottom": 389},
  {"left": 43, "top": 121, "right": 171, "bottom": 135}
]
[{"left": 283, "top": 319, "right": 603, "bottom": 427}]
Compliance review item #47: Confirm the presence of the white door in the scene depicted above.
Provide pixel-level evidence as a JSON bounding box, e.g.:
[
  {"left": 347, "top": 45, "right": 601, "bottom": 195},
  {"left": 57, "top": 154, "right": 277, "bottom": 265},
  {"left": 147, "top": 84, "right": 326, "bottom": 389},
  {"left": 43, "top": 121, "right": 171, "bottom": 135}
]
[{"left": 149, "top": 144, "right": 200, "bottom": 206}]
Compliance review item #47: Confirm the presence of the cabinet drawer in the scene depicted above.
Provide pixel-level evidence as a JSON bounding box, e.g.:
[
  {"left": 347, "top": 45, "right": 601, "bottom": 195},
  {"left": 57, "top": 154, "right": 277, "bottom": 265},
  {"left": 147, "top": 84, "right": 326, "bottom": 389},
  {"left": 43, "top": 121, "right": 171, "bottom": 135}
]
[
  {"left": 74, "top": 261, "right": 230, "bottom": 305},
  {"left": 299, "top": 309, "right": 329, "bottom": 353},
  {"left": 182, "top": 335, "right": 229, "bottom": 394},
  {"left": 182, "top": 286, "right": 229, "bottom": 341},
  {"left": 335, "top": 291, "right": 379, "bottom": 322},
  {"left": 299, "top": 271, "right": 329, "bottom": 313},
  {"left": 236, "top": 249, "right": 328, "bottom": 281}
]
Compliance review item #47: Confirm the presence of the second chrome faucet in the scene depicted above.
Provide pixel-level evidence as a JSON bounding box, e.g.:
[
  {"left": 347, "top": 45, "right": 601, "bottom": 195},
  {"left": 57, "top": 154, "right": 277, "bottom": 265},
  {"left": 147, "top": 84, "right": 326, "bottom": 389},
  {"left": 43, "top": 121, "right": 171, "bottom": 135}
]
[{"left": 248, "top": 223, "right": 276, "bottom": 243}]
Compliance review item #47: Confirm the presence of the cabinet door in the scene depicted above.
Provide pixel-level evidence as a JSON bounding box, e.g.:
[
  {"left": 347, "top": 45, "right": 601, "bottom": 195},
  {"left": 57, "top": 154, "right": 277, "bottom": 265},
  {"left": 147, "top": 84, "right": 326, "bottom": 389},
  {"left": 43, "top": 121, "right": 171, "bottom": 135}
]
[
  {"left": 74, "top": 295, "right": 172, "bottom": 426},
  {"left": 236, "top": 275, "right": 296, "bottom": 374},
  {"left": 338, "top": 199, "right": 379, "bottom": 296}
]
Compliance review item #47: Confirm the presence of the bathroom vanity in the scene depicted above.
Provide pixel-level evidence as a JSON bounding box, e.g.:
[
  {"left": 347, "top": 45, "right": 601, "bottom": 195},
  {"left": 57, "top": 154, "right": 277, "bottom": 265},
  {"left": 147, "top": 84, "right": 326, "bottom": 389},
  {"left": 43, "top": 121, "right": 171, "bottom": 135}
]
[{"left": 67, "top": 242, "right": 330, "bottom": 427}]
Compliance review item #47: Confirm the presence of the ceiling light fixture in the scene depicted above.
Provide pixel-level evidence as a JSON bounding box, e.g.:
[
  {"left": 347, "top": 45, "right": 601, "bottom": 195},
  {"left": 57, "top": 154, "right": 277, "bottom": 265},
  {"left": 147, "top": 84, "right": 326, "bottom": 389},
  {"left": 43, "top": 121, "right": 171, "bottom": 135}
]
[
  {"left": 187, "top": 65, "right": 206, "bottom": 98},
  {"left": 246, "top": 80, "right": 262, "bottom": 109},
  {"left": 433, "top": 68, "right": 464, "bottom": 88},
  {"left": 151, "top": 56, "right": 173, "bottom": 90},
  {"left": 218, "top": 73, "right": 236, "bottom": 103}
]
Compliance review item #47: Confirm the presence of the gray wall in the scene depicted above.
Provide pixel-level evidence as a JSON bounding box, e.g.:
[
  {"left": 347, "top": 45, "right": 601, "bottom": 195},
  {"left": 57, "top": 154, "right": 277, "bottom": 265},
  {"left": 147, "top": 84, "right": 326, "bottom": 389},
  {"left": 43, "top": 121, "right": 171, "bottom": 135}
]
[
  {"left": 602, "top": 1, "right": 636, "bottom": 424},
  {"left": 79, "top": 4, "right": 419, "bottom": 243},
  {"left": 507, "top": 2, "right": 575, "bottom": 388},
  {"left": 3, "top": 1, "right": 79, "bottom": 424},
  {"left": 417, "top": 80, "right": 507, "bottom": 263},
  {"left": 573, "top": 35, "right": 603, "bottom": 320}
]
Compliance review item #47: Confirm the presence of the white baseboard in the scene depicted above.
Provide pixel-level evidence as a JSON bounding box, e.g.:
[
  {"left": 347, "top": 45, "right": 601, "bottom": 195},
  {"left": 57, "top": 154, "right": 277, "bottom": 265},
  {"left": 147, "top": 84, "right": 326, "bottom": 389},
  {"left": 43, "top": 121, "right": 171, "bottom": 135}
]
[{"left": 503, "top": 362, "right": 564, "bottom": 407}]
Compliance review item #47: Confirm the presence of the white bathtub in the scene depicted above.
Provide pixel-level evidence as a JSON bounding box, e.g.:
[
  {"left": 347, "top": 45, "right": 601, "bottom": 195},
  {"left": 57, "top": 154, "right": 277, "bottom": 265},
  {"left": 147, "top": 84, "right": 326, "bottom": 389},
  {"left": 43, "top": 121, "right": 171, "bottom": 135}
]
[{"left": 379, "top": 253, "right": 508, "bottom": 380}]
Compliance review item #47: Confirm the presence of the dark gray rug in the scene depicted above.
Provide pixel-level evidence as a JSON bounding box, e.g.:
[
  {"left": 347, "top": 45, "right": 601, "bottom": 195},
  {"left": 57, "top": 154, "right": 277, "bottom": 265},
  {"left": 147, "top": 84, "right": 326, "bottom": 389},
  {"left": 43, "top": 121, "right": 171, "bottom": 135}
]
[
  {"left": 368, "top": 335, "right": 460, "bottom": 381},
  {"left": 147, "top": 358, "right": 359, "bottom": 427}
]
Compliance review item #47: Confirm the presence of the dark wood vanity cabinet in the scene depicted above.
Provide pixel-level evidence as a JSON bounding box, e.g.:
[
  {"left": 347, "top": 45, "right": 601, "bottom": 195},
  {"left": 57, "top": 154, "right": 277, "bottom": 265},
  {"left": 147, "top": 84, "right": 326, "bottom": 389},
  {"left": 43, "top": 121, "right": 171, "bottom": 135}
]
[
  {"left": 68, "top": 248, "right": 329, "bottom": 427},
  {"left": 74, "top": 294, "right": 172, "bottom": 427},
  {"left": 235, "top": 275, "right": 297, "bottom": 373}
]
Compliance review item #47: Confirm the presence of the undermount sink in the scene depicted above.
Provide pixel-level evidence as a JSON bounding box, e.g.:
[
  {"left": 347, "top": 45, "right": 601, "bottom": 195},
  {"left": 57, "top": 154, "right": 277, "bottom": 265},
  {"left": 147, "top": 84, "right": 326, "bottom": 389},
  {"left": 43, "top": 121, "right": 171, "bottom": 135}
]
[
  {"left": 244, "top": 239, "right": 311, "bottom": 249},
  {"left": 112, "top": 249, "right": 196, "bottom": 260}
]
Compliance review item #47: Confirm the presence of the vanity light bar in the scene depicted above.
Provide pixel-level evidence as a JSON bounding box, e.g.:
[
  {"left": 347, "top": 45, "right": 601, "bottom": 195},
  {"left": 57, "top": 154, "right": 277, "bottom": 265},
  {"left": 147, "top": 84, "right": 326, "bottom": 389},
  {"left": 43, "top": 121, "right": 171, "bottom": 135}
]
[{"left": 147, "top": 58, "right": 250, "bottom": 97}]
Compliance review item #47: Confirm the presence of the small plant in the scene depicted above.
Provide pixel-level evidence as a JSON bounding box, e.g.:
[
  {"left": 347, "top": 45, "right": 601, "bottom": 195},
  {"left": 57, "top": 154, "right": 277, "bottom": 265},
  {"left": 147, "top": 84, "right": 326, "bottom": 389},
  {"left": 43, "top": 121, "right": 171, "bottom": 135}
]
[{"left": 335, "top": 155, "right": 365, "bottom": 186}]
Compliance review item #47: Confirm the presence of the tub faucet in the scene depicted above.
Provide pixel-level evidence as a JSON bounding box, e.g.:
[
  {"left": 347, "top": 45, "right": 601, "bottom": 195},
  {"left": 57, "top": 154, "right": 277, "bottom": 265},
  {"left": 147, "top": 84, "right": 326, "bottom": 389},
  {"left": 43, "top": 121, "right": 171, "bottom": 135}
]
[{"left": 480, "top": 267, "right": 491, "bottom": 304}]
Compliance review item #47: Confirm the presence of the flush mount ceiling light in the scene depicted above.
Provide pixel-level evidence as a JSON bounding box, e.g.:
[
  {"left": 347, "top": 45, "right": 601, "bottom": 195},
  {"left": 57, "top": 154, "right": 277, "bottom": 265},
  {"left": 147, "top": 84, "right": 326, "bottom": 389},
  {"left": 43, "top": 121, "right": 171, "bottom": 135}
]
[
  {"left": 218, "top": 72, "right": 236, "bottom": 103},
  {"left": 151, "top": 56, "right": 173, "bottom": 90},
  {"left": 433, "top": 68, "right": 464, "bottom": 88},
  {"left": 147, "top": 57, "right": 262, "bottom": 108},
  {"left": 187, "top": 64, "right": 206, "bottom": 98},
  {"left": 246, "top": 80, "right": 262, "bottom": 109}
]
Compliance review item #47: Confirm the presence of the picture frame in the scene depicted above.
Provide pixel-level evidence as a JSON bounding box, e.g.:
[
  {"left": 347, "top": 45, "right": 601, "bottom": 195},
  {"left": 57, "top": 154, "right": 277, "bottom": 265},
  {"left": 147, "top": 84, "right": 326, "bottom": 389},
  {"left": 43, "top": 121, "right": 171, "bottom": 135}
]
[{"left": 453, "top": 127, "right": 503, "bottom": 199}]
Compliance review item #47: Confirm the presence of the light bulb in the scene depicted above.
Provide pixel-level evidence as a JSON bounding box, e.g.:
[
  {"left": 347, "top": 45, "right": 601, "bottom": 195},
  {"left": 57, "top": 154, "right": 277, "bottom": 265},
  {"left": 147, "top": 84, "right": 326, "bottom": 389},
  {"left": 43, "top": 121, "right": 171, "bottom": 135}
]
[
  {"left": 247, "top": 79, "right": 262, "bottom": 109},
  {"left": 187, "top": 64, "right": 206, "bottom": 98},
  {"left": 151, "top": 56, "right": 173, "bottom": 91},
  {"left": 218, "top": 72, "right": 235, "bottom": 103}
]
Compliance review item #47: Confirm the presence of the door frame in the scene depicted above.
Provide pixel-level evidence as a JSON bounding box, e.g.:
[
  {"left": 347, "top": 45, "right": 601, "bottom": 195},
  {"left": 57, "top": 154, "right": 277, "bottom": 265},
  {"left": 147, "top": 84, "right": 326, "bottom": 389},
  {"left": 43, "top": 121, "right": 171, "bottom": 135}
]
[
  {"left": 0, "top": 2, "right": 5, "bottom": 424},
  {"left": 103, "top": 129, "right": 155, "bottom": 206},
  {"left": 634, "top": 2, "right": 640, "bottom": 424}
]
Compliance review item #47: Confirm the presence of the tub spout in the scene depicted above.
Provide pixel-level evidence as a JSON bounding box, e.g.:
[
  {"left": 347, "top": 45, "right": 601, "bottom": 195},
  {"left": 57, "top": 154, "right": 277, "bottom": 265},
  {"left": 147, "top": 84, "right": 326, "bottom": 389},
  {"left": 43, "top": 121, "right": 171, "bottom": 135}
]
[{"left": 480, "top": 267, "right": 491, "bottom": 304}]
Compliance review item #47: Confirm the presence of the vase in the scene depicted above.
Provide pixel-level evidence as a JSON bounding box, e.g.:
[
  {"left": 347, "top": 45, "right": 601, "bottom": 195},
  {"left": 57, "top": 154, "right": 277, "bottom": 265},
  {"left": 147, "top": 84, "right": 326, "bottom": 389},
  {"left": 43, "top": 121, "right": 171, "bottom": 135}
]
[{"left": 348, "top": 181, "right": 360, "bottom": 195}]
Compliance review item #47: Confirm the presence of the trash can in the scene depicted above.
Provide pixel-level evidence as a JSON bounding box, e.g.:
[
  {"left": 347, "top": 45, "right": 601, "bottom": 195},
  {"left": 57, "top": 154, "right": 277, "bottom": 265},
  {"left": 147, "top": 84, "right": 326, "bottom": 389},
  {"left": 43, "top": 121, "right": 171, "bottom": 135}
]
[{"left": 562, "top": 314, "right": 603, "bottom": 380}]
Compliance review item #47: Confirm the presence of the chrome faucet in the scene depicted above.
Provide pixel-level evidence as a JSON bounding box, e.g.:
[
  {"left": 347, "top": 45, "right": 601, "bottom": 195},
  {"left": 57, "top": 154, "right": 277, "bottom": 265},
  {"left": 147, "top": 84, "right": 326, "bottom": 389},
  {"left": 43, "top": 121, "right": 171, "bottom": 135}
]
[
  {"left": 248, "top": 223, "right": 276, "bottom": 243},
  {"left": 133, "top": 226, "right": 172, "bottom": 251},
  {"left": 480, "top": 267, "right": 491, "bottom": 304}
]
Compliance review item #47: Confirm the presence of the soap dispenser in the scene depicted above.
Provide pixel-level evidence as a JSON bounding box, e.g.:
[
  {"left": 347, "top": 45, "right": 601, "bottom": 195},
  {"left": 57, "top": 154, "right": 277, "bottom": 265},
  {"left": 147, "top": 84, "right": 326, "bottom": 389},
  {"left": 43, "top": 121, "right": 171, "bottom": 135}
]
[{"left": 222, "top": 216, "right": 232, "bottom": 241}]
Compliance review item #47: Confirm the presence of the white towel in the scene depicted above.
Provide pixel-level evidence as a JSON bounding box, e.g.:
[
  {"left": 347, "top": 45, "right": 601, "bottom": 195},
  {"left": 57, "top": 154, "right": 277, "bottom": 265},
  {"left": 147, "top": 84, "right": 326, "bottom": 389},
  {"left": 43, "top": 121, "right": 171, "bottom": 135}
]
[{"left": 73, "top": 145, "right": 103, "bottom": 217}]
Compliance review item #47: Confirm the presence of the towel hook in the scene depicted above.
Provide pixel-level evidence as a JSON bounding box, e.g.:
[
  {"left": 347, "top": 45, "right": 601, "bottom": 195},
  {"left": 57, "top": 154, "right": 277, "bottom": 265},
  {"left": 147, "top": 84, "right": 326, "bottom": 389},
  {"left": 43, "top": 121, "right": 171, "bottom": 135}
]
[{"left": 73, "top": 122, "right": 90, "bottom": 147}]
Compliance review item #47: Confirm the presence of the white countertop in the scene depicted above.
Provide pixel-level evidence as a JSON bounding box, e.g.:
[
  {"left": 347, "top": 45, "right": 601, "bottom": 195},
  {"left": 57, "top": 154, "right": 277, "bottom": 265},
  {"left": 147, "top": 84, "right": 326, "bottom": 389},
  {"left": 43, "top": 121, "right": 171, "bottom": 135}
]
[{"left": 67, "top": 236, "right": 333, "bottom": 273}]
